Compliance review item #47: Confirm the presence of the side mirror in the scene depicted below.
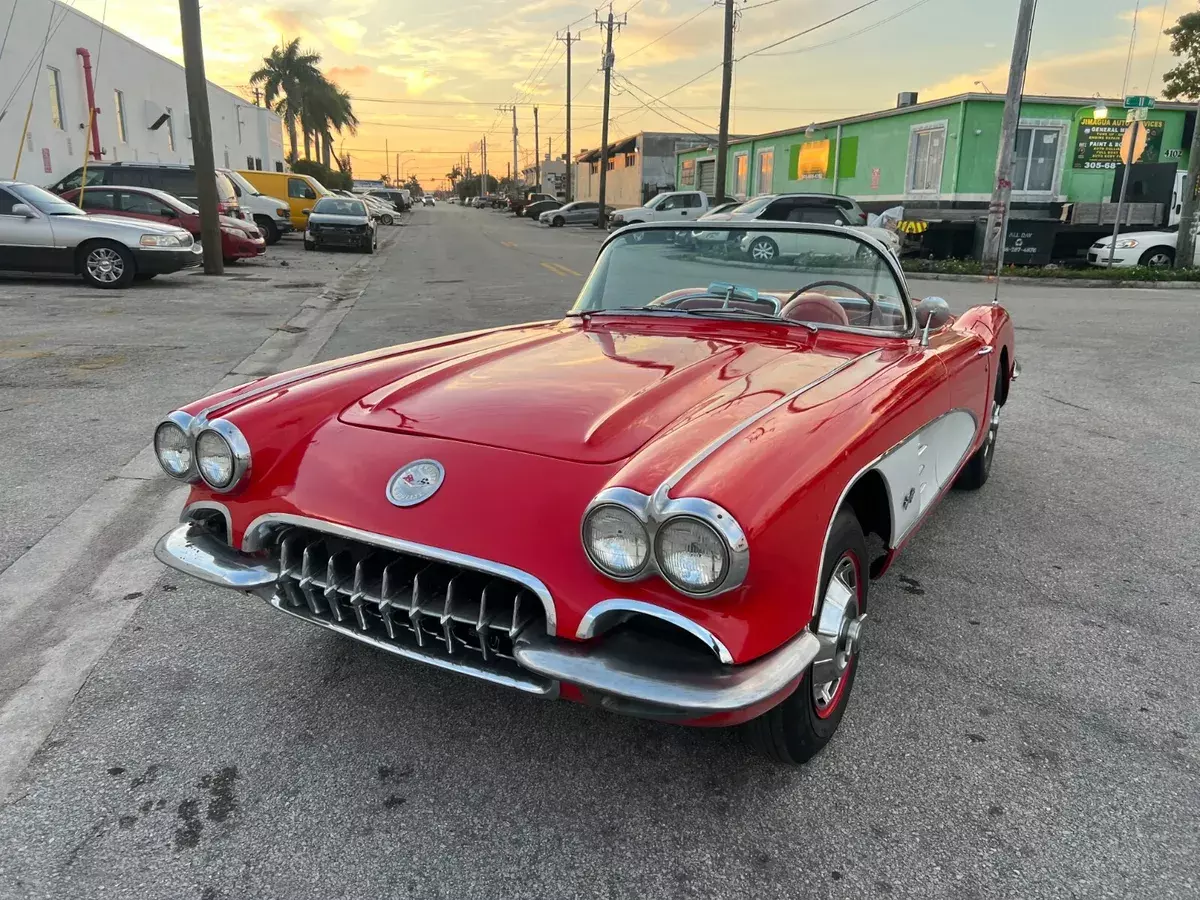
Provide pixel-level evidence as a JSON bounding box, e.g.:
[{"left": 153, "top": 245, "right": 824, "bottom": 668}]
[
  {"left": 916, "top": 297, "right": 951, "bottom": 345},
  {"left": 302, "top": 208, "right": 312, "bottom": 216},
  {"left": 10, "top": 203, "right": 35, "bottom": 218}
]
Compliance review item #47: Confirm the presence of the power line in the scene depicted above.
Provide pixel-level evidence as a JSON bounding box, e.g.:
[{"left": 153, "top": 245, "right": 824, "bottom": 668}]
[
  {"left": 754, "top": 0, "right": 937, "bottom": 57},
  {"left": 622, "top": 3, "right": 716, "bottom": 64},
  {"left": 616, "top": 74, "right": 715, "bottom": 132},
  {"left": 737, "top": 0, "right": 885, "bottom": 60}
]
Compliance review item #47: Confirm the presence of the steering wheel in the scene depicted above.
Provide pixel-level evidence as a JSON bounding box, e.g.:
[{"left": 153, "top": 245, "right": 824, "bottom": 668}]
[{"left": 785, "top": 280, "right": 876, "bottom": 321}]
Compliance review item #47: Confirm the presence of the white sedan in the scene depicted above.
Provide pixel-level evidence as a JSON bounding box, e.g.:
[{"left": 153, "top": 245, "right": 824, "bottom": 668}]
[{"left": 1088, "top": 229, "right": 1188, "bottom": 268}]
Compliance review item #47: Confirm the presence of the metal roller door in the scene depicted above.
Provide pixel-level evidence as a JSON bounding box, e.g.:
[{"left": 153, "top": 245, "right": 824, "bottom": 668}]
[{"left": 697, "top": 159, "right": 716, "bottom": 195}]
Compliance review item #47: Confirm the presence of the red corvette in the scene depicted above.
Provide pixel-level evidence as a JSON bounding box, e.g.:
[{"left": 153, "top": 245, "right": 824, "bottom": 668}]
[{"left": 153, "top": 222, "right": 1017, "bottom": 763}]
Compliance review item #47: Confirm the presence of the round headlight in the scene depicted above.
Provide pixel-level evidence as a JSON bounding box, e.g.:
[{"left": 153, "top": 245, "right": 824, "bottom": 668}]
[
  {"left": 196, "top": 429, "right": 235, "bottom": 488},
  {"left": 583, "top": 505, "right": 649, "bottom": 577},
  {"left": 154, "top": 420, "right": 192, "bottom": 478},
  {"left": 655, "top": 517, "right": 729, "bottom": 593}
]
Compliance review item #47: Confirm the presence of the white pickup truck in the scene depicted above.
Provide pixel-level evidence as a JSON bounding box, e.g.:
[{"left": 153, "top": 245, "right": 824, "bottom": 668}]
[{"left": 608, "top": 190, "right": 711, "bottom": 229}]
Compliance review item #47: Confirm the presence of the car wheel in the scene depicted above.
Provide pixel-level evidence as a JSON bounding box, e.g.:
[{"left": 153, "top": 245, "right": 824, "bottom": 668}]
[
  {"left": 79, "top": 240, "right": 136, "bottom": 289},
  {"left": 304, "top": 239, "right": 315, "bottom": 251},
  {"left": 744, "top": 508, "right": 867, "bottom": 765},
  {"left": 1138, "top": 246, "right": 1174, "bottom": 267},
  {"left": 552, "top": 216, "right": 565, "bottom": 227},
  {"left": 954, "top": 370, "right": 1003, "bottom": 491},
  {"left": 254, "top": 216, "right": 280, "bottom": 245},
  {"left": 748, "top": 236, "right": 779, "bottom": 263},
  {"left": 381, "top": 214, "right": 394, "bottom": 226}
]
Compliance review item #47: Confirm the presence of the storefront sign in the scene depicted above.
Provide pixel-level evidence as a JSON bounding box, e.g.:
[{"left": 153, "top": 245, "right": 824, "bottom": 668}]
[
  {"left": 1073, "top": 118, "right": 1164, "bottom": 169},
  {"left": 795, "top": 140, "right": 830, "bottom": 180}
]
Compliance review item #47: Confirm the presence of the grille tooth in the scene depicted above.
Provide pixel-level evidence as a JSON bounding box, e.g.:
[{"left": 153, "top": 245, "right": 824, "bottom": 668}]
[{"left": 266, "top": 525, "right": 549, "bottom": 688}]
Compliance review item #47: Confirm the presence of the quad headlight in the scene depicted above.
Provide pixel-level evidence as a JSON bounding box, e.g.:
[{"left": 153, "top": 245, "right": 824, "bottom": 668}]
[
  {"left": 583, "top": 504, "right": 649, "bottom": 577},
  {"left": 655, "top": 517, "right": 728, "bottom": 594},
  {"left": 153, "top": 413, "right": 250, "bottom": 491},
  {"left": 154, "top": 413, "right": 194, "bottom": 479}
]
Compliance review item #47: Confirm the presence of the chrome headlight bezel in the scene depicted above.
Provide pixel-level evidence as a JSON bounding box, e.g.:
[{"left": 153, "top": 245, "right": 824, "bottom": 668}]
[
  {"left": 194, "top": 418, "right": 252, "bottom": 492},
  {"left": 154, "top": 410, "right": 199, "bottom": 482},
  {"left": 1114, "top": 238, "right": 1140, "bottom": 249},
  {"left": 580, "top": 488, "right": 748, "bottom": 599},
  {"left": 581, "top": 502, "right": 651, "bottom": 579},
  {"left": 653, "top": 515, "right": 731, "bottom": 595}
]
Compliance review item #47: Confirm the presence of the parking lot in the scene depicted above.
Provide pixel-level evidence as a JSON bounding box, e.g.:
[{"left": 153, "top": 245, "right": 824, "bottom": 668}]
[{"left": 0, "top": 203, "right": 1197, "bottom": 899}]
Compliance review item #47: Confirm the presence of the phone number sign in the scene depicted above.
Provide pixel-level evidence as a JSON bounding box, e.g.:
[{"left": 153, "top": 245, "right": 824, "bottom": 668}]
[{"left": 1073, "top": 117, "right": 1164, "bottom": 169}]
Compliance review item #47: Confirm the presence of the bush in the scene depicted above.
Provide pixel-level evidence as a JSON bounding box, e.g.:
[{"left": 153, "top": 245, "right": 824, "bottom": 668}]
[
  {"left": 901, "top": 258, "right": 1200, "bottom": 282},
  {"left": 289, "top": 160, "right": 353, "bottom": 191}
]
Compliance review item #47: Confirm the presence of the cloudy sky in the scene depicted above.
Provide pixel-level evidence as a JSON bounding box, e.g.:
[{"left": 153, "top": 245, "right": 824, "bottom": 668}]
[{"left": 71, "top": 0, "right": 1196, "bottom": 188}]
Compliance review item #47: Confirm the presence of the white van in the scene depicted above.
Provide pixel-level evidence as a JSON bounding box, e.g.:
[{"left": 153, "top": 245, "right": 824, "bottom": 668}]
[{"left": 219, "top": 168, "right": 294, "bottom": 244}]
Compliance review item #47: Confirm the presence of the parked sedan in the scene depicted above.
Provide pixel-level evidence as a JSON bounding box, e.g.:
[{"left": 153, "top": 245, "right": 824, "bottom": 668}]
[
  {"left": 336, "top": 190, "right": 396, "bottom": 225},
  {"left": 1088, "top": 227, "right": 1188, "bottom": 268},
  {"left": 304, "top": 196, "right": 377, "bottom": 253},
  {"left": 0, "top": 180, "right": 200, "bottom": 288},
  {"left": 539, "top": 201, "right": 614, "bottom": 227},
  {"left": 61, "top": 186, "right": 264, "bottom": 263},
  {"left": 523, "top": 199, "right": 562, "bottom": 221}
]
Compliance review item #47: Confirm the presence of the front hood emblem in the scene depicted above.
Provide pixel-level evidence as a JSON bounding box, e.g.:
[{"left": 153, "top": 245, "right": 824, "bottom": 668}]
[{"left": 386, "top": 459, "right": 445, "bottom": 507}]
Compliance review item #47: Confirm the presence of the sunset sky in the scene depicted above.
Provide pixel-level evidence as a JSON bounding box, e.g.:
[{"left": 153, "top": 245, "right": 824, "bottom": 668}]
[{"left": 71, "top": 0, "right": 1196, "bottom": 189}]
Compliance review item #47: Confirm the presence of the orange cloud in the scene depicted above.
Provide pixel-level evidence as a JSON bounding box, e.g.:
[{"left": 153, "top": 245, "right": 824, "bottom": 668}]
[{"left": 327, "top": 65, "right": 372, "bottom": 85}]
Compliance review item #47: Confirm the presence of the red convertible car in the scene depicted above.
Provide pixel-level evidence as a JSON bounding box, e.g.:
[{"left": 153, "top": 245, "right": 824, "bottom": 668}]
[{"left": 153, "top": 222, "right": 1016, "bottom": 763}]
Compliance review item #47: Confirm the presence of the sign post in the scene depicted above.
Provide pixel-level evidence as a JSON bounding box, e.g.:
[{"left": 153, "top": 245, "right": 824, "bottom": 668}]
[{"left": 1107, "top": 115, "right": 1141, "bottom": 268}]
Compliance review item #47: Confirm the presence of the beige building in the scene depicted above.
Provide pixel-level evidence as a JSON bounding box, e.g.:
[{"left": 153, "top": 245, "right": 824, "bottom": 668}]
[{"left": 573, "top": 132, "right": 717, "bottom": 208}]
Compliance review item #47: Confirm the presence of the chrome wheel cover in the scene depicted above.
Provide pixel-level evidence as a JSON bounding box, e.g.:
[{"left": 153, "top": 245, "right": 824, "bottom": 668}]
[
  {"left": 750, "top": 239, "right": 776, "bottom": 261},
  {"left": 983, "top": 399, "right": 1000, "bottom": 467},
  {"left": 86, "top": 247, "right": 125, "bottom": 283},
  {"left": 811, "top": 555, "right": 866, "bottom": 715}
]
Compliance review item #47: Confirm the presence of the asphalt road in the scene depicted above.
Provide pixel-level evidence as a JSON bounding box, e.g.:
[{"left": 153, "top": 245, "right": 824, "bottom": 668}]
[{"left": 0, "top": 205, "right": 1196, "bottom": 900}]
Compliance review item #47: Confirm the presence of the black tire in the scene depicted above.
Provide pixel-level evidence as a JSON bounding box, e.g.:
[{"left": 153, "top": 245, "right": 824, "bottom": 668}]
[
  {"left": 744, "top": 508, "right": 867, "bottom": 765},
  {"left": 552, "top": 216, "right": 565, "bottom": 227},
  {"left": 1138, "top": 246, "right": 1174, "bottom": 267},
  {"left": 955, "top": 370, "right": 1004, "bottom": 491},
  {"left": 381, "top": 214, "right": 394, "bottom": 226},
  {"left": 747, "top": 236, "right": 780, "bottom": 263},
  {"left": 79, "top": 240, "right": 136, "bottom": 289},
  {"left": 254, "top": 216, "right": 280, "bottom": 245},
  {"left": 304, "top": 239, "right": 316, "bottom": 251},
  {"left": 363, "top": 239, "right": 375, "bottom": 254}
]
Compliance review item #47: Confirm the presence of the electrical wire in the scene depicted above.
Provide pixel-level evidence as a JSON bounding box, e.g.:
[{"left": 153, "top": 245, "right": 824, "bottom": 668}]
[
  {"left": 1145, "top": 0, "right": 1169, "bottom": 94},
  {"left": 755, "top": 0, "right": 936, "bottom": 57},
  {"left": 616, "top": 74, "right": 716, "bottom": 131},
  {"left": 0, "top": 0, "right": 77, "bottom": 117},
  {"left": 0, "top": 0, "right": 20, "bottom": 69},
  {"left": 622, "top": 3, "right": 715, "bottom": 64},
  {"left": 737, "top": 0, "right": 885, "bottom": 60},
  {"left": 1120, "top": 0, "right": 1140, "bottom": 99}
]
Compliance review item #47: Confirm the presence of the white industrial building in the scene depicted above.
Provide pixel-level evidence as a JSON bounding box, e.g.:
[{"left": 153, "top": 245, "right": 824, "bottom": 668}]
[
  {"left": 520, "top": 155, "right": 568, "bottom": 198},
  {"left": 0, "top": 0, "right": 284, "bottom": 186}
]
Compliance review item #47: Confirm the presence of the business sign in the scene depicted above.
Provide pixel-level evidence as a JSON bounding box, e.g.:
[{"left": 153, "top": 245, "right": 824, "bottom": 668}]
[
  {"left": 795, "top": 140, "right": 830, "bottom": 180},
  {"left": 680, "top": 158, "right": 696, "bottom": 186},
  {"left": 1073, "top": 118, "right": 1164, "bottom": 169},
  {"left": 1004, "top": 219, "right": 1056, "bottom": 266}
]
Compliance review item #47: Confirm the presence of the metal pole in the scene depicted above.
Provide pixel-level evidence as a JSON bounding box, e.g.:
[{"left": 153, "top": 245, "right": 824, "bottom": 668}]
[
  {"left": 713, "top": 0, "right": 736, "bottom": 203},
  {"left": 1107, "top": 118, "right": 1140, "bottom": 268},
  {"left": 1175, "top": 98, "right": 1200, "bottom": 268},
  {"left": 178, "top": 0, "right": 223, "bottom": 275},
  {"left": 558, "top": 31, "right": 576, "bottom": 202},
  {"left": 534, "top": 106, "right": 540, "bottom": 190},
  {"left": 511, "top": 106, "right": 519, "bottom": 196},
  {"left": 597, "top": 5, "right": 623, "bottom": 227},
  {"left": 982, "top": 0, "right": 1037, "bottom": 266}
]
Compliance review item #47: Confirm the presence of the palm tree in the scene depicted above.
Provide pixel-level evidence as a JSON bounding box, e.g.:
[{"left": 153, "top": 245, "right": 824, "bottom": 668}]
[
  {"left": 313, "top": 84, "right": 358, "bottom": 169},
  {"left": 250, "top": 39, "right": 322, "bottom": 162}
]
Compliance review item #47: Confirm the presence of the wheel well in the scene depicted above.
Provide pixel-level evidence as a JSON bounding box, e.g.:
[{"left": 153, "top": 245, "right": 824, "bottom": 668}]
[
  {"left": 842, "top": 470, "right": 892, "bottom": 575},
  {"left": 998, "top": 347, "right": 1011, "bottom": 406}
]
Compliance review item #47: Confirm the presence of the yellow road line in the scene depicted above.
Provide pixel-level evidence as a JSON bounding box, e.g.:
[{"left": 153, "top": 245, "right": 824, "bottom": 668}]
[
  {"left": 500, "top": 241, "right": 517, "bottom": 248},
  {"left": 557, "top": 264, "right": 583, "bottom": 277},
  {"left": 540, "top": 261, "right": 582, "bottom": 277}
]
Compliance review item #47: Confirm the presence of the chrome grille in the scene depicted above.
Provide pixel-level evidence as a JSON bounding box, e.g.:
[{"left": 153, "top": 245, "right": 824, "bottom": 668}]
[{"left": 265, "top": 525, "right": 553, "bottom": 694}]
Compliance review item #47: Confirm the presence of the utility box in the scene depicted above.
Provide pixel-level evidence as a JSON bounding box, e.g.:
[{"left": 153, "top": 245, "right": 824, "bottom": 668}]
[{"left": 972, "top": 218, "right": 1056, "bottom": 266}]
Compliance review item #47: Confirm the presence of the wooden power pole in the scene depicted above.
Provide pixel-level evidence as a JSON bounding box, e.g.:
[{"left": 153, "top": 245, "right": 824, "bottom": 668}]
[
  {"left": 534, "top": 106, "right": 540, "bottom": 190},
  {"left": 982, "top": 0, "right": 1037, "bottom": 268},
  {"left": 557, "top": 30, "right": 579, "bottom": 201},
  {"left": 1176, "top": 97, "right": 1200, "bottom": 268},
  {"left": 178, "top": 0, "right": 223, "bottom": 275},
  {"left": 713, "top": 0, "right": 736, "bottom": 203},
  {"left": 596, "top": 4, "right": 626, "bottom": 227}
]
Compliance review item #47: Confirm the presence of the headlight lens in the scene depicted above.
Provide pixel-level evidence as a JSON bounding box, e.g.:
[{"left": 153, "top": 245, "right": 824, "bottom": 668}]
[
  {"left": 140, "top": 233, "right": 183, "bottom": 247},
  {"left": 583, "top": 505, "right": 649, "bottom": 577},
  {"left": 1115, "top": 239, "right": 1139, "bottom": 249},
  {"left": 655, "top": 517, "right": 729, "bottom": 593},
  {"left": 154, "top": 420, "right": 192, "bottom": 478},
  {"left": 196, "top": 430, "right": 235, "bottom": 488}
]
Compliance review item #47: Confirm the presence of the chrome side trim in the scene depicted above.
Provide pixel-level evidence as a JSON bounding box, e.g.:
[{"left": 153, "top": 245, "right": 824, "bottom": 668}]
[
  {"left": 514, "top": 627, "right": 821, "bottom": 715},
  {"left": 976, "top": 345, "right": 995, "bottom": 356},
  {"left": 154, "top": 522, "right": 278, "bottom": 590},
  {"left": 1011, "top": 358, "right": 1021, "bottom": 381},
  {"left": 576, "top": 599, "right": 735, "bottom": 665},
  {"left": 242, "top": 512, "right": 557, "bottom": 636},
  {"left": 269, "top": 594, "right": 558, "bottom": 698},
  {"left": 653, "top": 349, "right": 882, "bottom": 501},
  {"left": 181, "top": 500, "right": 233, "bottom": 539},
  {"left": 195, "top": 418, "right": 252, "bottom": 492}
]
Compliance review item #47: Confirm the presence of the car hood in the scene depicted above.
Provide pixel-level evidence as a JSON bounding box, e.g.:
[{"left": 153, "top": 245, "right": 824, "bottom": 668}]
[
  {"left": 338, "top": 320, "right": 863, "bottom": 464},
  {"left": 85, "top": 215, "right": 190, "bottom": 235},
  {"left": 1093, "top": 230, "right": 1175, "bottom": 247},
  {"left": 309, "top": 213, "right": 369, "bottom": 225}
]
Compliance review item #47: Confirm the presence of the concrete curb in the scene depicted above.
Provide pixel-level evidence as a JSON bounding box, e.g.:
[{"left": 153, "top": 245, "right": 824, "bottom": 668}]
[{"left": 903, "top": 271, "right": 1200, "bottom": 289}]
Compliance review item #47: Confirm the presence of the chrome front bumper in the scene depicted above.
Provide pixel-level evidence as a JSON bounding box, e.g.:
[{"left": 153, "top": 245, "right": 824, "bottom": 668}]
[{"left": 154, "top": 522, "right": 819, "bottom": 717}]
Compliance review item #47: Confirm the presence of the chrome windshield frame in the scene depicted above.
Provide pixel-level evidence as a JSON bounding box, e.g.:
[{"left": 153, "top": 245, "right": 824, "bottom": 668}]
[{"left": 579, "top": 220, "right": 916, "bottom": 339}]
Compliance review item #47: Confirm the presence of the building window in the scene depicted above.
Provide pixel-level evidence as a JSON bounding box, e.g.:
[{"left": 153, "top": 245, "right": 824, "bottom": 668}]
[
  {"left": 47, "top": 67, "right": 65, "bottom": 129},
  {"left": 624, "top": 152, "right": 635, "bottom": 167},
  {"left": 255, "top": 157, "right": 262, "bottom": 170},
  {"left": 113, "top": 90, "right": 128, "bottom": 143},
  {"left": 589, "top": 161, "right": 598, "bottom": 175},
  {"left": 165, "top": 108, "right": 175, "bottom": 151},
  {"left": 607, "top": 158, "right": 615, "bottom": 171},
  {"left": 755, "top": 148, "right": 774, "bottom": 196},
  {"left": 275, "top": 161, "right": 284, "bottom": 172},
  {"left": 907, "top": 122, "right": 946, "bottom": 193},
  {"left": 680, "top": 158, "right": 695, "bottom": 187},
  {"left": 733, "top": 152, "right": 749, "bottom": 198},
  {"left": 1014, "top": 124, "right": 1063, "bottom": 193}
]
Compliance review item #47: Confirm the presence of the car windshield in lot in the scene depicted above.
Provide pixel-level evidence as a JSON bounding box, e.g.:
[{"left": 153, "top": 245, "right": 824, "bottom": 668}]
[
  {"left": 313, "top": 198, "right": 366, "bottom": 216},
  {"left": 573, "top": 226, "right": 911, "bottom": 334},
  {"left": 11, "top": 183, "right": 86, "bottom": 216}
]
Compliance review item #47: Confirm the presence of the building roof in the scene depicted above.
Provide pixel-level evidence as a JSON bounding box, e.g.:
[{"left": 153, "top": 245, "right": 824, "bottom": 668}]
[
  {"left": 575, "top": 131, "right": 732, "bottom": 162},
  {"left": 673, "top": 91, "right": 1197, "bottom": 154}
]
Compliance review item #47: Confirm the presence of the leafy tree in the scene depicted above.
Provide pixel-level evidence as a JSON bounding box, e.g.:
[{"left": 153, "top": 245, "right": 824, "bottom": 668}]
[
  {"left": 402, "top": 176, "right": 423, "bottom": 197},
  {"left": 290, "top": 159, "right": 352, "bottom": 191},
  {"left": 1163, "top": 11, "right": 1200, "bottom": 100}
]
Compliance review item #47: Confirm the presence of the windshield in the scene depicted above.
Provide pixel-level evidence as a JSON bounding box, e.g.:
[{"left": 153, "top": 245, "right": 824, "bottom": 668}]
[
  {"left": 726, "top": 196, "right": 772, "bottom": 217},
  {"left": 11, "top": 183, "right": 86, "bottom": 216},
  {"left": 225, "top": 170, "right": 261, "bottom": 197},
  {"left": 572, "top": 225, "right": 911, "bottom": 334},
  {"left": 313, "top": 197, "right": 366, "bottom": 216}
]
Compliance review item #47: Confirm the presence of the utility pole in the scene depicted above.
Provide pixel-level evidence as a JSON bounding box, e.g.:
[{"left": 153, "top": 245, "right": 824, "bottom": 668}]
[
  {"left": 177, "top": 0, "right": 223, "bottom": 275},
  {"left": 481, "top": 135, "right": 488, "bottom": 196},
  {"left": 396, "top": 153, "right": 400, "bottom": 184},
  {"left": 534, "top": 106, "right": 540, "bottom": 190},
  {"left": 557, "top": 30, "right": 579, "bottom": 202},
  {"left": 1175, "top": 98, "right": 1200, "bottom": 268},
  {"left": 982, "top": 0, "right": 1037, "bottom": 268},
  {"left": 596, "top": 3, "right": 626, "bottom": 227},
  {"left": 713, "top": 0, "right": 736, "bottom": 203},
  {"left": 253, "top": 87, "right": 262, "bottom": 107},
  {"left": 385, "top": 138, "right": 389, "bottom": 184}
]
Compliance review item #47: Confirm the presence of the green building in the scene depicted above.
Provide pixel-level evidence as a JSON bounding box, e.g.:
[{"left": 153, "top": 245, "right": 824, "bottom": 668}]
[{"left": 676, "top": 92, "right": 1194, "bottom": 260}]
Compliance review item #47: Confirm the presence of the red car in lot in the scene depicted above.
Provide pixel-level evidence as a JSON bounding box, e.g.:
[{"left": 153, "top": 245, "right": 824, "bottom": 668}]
[
  {"left": 61, "top": 186, "right": 265, "bottom": 263},
  {"left": 151, "top": 222, "right": 1017, "bottom": 764}
]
